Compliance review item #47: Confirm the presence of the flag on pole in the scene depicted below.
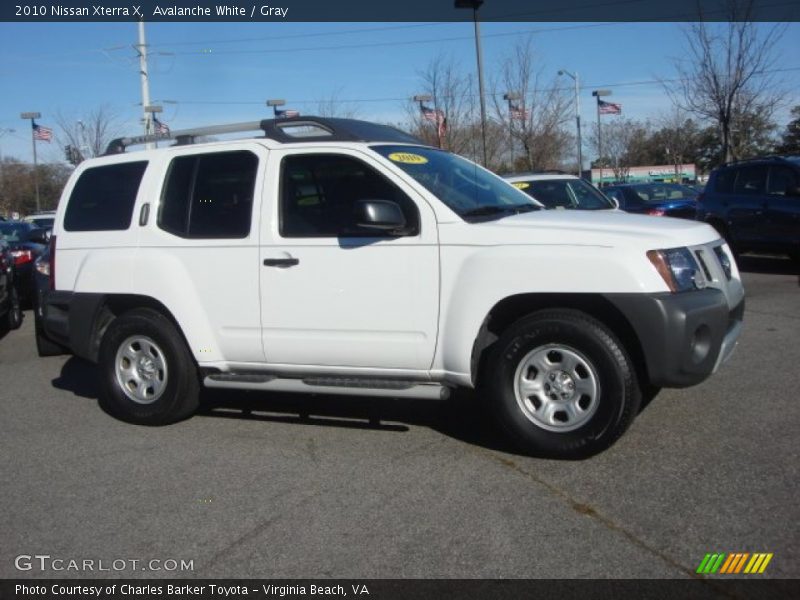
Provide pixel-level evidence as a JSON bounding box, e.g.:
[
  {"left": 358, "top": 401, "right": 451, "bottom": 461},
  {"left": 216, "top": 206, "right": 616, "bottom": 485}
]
[
  {"left": 274, "top": 107, "right": 300, "bottom": 118},
  {"left": 153, "top": 116, "right": 170, "bottom": 135},
  {"left": 420, "top": 104, "right": 445, "bottom": 124},
  {"left": 32, "top": 121, "right": 53, "bottom": 142},
  {"left": 598, "top": 100, "right": 622, "bottom": 115},
  {"left": 509, "top": 103, "right": 530, "bottom": 121}
]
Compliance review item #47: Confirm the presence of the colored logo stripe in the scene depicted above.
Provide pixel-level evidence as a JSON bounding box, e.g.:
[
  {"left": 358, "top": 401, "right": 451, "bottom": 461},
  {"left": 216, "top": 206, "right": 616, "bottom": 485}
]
[{"left": 697, "top": 552, "right": 773, "bottom": 574}]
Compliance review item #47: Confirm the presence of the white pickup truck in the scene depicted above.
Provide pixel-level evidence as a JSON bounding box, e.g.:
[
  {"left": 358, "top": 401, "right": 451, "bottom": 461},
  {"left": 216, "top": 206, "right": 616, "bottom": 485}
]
[{"left": 40, "top": 117, "right": 744, "bottom": 458}]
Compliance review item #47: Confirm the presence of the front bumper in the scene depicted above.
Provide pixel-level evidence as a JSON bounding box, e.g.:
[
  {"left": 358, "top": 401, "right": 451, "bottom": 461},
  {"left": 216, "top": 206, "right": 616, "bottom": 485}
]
[{"left": 605, "top": 289, "right": 744, "bottom": 388}]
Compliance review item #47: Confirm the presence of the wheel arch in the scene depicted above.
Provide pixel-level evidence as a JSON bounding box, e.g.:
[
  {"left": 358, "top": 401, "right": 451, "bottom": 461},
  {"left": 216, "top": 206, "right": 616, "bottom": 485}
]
[
  {"left": 470, "top": 293, "right": 649, "bottom": 390},
  {"left": 77, "top": 294, "right": 190, "bottom": 364}
]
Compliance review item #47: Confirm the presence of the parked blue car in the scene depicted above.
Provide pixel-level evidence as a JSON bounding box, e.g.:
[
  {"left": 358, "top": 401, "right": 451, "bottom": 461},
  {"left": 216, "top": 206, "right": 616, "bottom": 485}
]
[{"left": 603, "top": 183, "right": 698, "bottom": 219}]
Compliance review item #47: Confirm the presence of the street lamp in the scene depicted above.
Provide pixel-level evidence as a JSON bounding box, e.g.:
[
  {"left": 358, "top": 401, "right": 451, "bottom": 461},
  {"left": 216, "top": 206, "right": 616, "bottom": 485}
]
[
  {"left": 455, "top": 0, "right": 488, "bottom": 166},
  {"left": 21, "top": 111, "right": 42, "bottom": 212},
  {"left": 559, "top": 69, "right": 583, "bottom": 177},
  {"left": 503, "top": 92, "right": 520, "bottom": 170},
  {"left": 592, "top": 90, "right": 612, "bottom": 185}
]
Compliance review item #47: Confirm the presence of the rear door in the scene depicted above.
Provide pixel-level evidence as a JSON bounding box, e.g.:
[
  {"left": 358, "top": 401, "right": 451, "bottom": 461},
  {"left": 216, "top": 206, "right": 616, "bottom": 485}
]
[
  {"left": 765, "top": 165, "right": 800, "bottom": 251},
  {"left": 727, "top": 165, "right": 768, "bottom": 246}
]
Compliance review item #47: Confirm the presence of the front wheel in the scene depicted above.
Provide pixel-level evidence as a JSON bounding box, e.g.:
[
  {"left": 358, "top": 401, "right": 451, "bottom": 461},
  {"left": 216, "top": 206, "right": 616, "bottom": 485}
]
[
  {"left": 98, "top": 308, "right": 199, "bottom": 425},
  {"left": 484, "top": 309, "right": 641, "bottom": 459}
]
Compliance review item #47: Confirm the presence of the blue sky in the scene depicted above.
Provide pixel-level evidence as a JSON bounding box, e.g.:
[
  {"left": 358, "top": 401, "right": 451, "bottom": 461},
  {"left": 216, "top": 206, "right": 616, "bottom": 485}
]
[{"left": 1, "top": 20, "right": 798, "bottom": 163}]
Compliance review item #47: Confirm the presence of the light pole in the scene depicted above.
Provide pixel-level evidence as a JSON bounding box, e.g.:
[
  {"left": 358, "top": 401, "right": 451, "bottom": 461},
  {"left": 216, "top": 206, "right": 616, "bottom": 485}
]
[
  {"left": 20, "top": 111, "right": 42, "bottom": 212},
  {"left": 455, "top": 0, "right": 487, "bottom": 167},
  {"left": 503, "top": 92, "right": 520, "bottom": 170},
  {"left": 592, "top": 90, "right": 612, "bottom": 186},
  {"left": 0, "top": 128, "right": 14, "bottom": 215},
  {"left": 559, "top": 69, "right": 582, "bottom": 178}
]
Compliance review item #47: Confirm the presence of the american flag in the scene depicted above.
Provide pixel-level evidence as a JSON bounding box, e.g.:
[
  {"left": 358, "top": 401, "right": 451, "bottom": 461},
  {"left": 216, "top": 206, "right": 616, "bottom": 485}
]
[
  {"left": 509, "top": 103, "right": 530, "bottom": 121},
  {"left": 598, "top": 100, "right": 622, "bottom": 115},
  {"left": 153, "top": 116, "right": 170, "bottom": 135},
  {"left": 421, "top": 104, "right": 445, "bottom": 123},
  {"left": 274, "top": 107, "right": 300, "bottom": 119},
  {"left": 32, "top": 121, "right": 53, "bottom": 142}
]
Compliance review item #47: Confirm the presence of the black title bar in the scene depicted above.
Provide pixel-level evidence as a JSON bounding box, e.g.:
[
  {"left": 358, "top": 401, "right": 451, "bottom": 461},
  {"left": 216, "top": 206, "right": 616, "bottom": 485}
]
[{"left": 2, "top": 0, "right": 799, "bottom": 22}]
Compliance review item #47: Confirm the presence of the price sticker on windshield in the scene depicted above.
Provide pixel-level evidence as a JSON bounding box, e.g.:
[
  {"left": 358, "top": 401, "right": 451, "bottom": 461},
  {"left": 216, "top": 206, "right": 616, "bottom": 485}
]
[
  {"left": 388, "top": 152, "right": 428, "bottom": 165},
  {"left": 512, "top": 182, "right": 530, "bottom": 189}
]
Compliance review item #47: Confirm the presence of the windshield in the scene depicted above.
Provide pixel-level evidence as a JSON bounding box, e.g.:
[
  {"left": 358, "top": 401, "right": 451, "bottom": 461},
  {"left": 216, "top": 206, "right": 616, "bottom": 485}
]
[
  {"left": 627, "top": 183, "right": 697, "bottom": 203},
  {"left": 0, "top": 223, "right": 35, "bottom": 242},
  {"left": 371, "top": 145, "right": 540, "bottom": 221},
  {"left": 513, "top": 178, "right": 614, "bottom": 210}
]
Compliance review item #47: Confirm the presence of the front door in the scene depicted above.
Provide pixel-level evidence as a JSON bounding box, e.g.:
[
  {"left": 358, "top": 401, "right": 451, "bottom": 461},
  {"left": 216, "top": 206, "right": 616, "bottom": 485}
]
[{"left": 259, "top": 148, "right": 440, "bottom": 371}]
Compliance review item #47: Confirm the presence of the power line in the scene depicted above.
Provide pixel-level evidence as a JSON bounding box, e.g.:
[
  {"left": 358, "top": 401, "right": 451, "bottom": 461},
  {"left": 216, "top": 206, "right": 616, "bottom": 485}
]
[{"left": 163, "top": 66, "right": 800, "bottom": 107}]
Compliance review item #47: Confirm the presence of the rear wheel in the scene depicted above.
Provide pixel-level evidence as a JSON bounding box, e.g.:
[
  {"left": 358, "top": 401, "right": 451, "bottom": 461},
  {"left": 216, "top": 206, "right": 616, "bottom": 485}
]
[
  {"left": 4, "top": 286, "right": 22, "bottom": 331},
  {"left": 484, "top": 309, "right": 641, "bottom": 459},
  {"left": 98, "top": 308, "right": 199, "bottom": 425}
]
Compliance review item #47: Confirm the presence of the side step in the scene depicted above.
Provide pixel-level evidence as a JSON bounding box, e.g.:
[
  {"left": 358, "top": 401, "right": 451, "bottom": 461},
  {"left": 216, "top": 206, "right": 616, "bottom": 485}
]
[{"left": 204, "top": 373, "right": 450, "bottom": 400}]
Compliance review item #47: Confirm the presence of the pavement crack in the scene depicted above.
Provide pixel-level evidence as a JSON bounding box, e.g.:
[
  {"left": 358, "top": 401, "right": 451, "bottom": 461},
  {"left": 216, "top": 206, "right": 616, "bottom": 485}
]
[{"left": 478, "top": 450, "right": 742, "bottom": 598}]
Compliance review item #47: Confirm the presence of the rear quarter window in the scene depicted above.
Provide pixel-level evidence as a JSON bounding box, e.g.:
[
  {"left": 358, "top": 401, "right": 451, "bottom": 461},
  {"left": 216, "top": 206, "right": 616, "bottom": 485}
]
[{"left": 64, "top": 161, "right": 148, "bottom": 232}]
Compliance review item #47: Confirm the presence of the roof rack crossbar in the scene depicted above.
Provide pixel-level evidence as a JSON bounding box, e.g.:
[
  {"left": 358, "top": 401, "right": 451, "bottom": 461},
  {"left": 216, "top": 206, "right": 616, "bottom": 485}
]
[{"left": 104, "top": 116, "right": 425, "bottom": 155}]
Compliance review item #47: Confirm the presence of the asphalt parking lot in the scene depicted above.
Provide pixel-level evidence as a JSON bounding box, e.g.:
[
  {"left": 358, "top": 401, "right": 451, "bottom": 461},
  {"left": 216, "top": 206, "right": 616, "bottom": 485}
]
[{"left": 1, "top": 256, "right": 798, "bottom": 580}]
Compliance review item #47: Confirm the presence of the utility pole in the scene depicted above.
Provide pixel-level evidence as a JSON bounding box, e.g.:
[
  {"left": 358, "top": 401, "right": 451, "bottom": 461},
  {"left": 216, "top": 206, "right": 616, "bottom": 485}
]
[
  {"left": 0, "top": 128, "right": 14, "bottom": 216},
  {"left": 503, "top": 92, "right": 520, "bottom": 171},
  {"left": 135, "top": 21, "right": 154, "bottom": 149},
  {"left": 455, "top": 0, "right": 487, "bottom": 167}
]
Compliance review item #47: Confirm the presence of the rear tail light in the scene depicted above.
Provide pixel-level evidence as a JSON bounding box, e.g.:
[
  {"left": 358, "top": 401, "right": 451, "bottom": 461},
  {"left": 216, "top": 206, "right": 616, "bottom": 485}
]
[
  {"left": 11, "top": 249, "right": 33, "bottom": 265},
  {"left": 647, "top": 208, "right": 666, "bottom": 216},
  {"left": 49, "top": 235, "right": 56, "bottom": 290}
]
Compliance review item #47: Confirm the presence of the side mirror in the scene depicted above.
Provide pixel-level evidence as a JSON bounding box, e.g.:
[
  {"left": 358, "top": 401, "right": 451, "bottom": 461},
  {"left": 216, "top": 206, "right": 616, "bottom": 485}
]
[
  {"left": 356, "top": 199, "right": 407, "bottom": 232},
  {"left": 28, "top": 228, "right": 50, "bottom": 244}
]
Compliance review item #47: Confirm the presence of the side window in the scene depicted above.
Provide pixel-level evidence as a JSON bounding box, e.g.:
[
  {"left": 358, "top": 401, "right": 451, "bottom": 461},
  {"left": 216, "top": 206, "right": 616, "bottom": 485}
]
[
  {"left": 733, "top": 165, "right": 767, "bottom": 196},
  {"left": 714, "top": 168, "right": 737, "bottom": 194},
  {"left": 767, "top": 166, "right": 798, "bottom": 196},
  {"left": 64, "top": 161, "right": 147, "bottom": 231},
  {"left": 280, "top": 154, "right": 420, "bottom": 238},
  {"left": 158, "top": 150, "right": 257, "bottom": 239}
]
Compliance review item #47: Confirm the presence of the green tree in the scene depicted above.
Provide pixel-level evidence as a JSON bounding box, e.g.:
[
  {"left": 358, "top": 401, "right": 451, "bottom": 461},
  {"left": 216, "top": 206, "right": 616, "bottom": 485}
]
[{"left": 776, "top": 105, "right": 800, "bottom": 154}]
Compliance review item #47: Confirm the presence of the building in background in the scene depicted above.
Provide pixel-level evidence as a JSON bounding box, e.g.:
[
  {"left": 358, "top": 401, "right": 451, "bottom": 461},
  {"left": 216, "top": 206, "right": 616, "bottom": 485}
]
[{"left": 585, "top": 164, "right": 697, "bottom": 186}]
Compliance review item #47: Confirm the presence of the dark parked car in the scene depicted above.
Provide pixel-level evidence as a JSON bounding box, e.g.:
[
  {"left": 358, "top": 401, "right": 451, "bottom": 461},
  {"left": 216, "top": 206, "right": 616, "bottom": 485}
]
[
  {"left": 603, "top": 183, "right": 698, "bottom": 219},
  {"left": 0, "top": 239, "right": 23, "bottom": 333},
  {"left": 697, "top": 156, "right": 800, "bottom": 260},
  {"left": 0, "top": 221, "right": 49, "bottom": 304}
]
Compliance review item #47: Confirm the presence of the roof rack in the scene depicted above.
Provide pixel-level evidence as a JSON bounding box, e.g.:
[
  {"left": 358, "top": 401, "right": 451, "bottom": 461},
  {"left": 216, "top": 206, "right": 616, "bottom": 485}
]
[{"left": 104, "top": 116, "right": 425, "bottom": 155}]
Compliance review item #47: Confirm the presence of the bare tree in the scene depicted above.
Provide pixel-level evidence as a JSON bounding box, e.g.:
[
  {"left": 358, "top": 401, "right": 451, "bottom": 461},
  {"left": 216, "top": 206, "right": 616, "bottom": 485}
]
[
  {"left": 405, "top": 53, "right": 478, "bottom": 159},
  {"left": 315, "top": 88, "right": 361, "bottom": 119},
  {"left": 490, "top": 38, "right": 572, "bottom": 172},
  {"left": 657, "top": 108, "right": 699, "bottom": 178},
  {"left": 55, "top": 105, "right": 122, "bottom": 164},
  {"left": 668, "top": 0, "right": 785, "bottom": 163},
  {"left": 589, "top": 118, "right": 650, "bottom": 182}
]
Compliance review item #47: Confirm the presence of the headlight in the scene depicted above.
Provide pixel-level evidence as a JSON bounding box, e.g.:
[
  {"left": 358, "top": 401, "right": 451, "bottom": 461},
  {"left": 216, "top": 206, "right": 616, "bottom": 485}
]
[{"left": 647, "top": 247, "right": 705, "bottom": 292}]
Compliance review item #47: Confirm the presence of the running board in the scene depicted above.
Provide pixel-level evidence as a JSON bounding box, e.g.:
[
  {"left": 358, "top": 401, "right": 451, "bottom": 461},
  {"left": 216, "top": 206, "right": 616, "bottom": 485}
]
[{"left": 204, "top": 374, "right": 450, "bottom": 400}]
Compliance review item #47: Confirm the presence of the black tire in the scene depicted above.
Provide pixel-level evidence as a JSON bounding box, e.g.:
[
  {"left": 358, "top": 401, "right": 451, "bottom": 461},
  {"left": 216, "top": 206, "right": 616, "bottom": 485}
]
[
  {"left": 35, "top": 310, "right": 67, "bottom": 356},
  {"left": 483, "top": 309, "right": 641, "bottom": 459},
  {"left": 98, "top": 308, "right": 199, "bottom": 425},
  {"left": 5, "top": 286, "right": 22, "bottom": 331}
]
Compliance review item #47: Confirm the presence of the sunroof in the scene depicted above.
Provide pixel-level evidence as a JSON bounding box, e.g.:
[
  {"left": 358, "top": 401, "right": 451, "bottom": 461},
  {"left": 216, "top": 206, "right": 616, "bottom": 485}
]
[{"left": 276, "top": 122, "right": 334, "bottom": 138}]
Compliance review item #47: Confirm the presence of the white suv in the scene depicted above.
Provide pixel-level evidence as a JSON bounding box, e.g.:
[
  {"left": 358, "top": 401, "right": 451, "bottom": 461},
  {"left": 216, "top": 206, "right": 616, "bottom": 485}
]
[{"left": 40, "top": 117, "right": 744, "bottom": 458}]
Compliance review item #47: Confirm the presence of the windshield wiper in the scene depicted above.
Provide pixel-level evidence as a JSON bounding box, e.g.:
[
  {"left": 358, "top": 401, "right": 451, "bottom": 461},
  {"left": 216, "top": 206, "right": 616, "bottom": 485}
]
[{"left": 462, "top": 203, "right": 538, "bottom": 218}]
